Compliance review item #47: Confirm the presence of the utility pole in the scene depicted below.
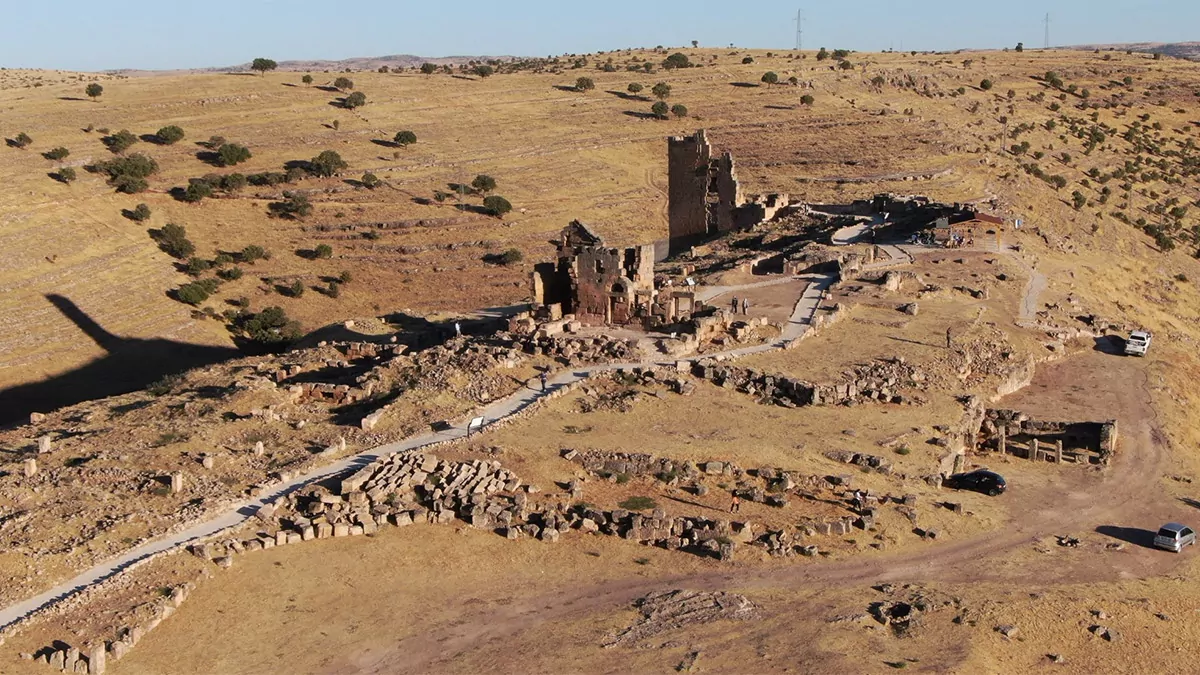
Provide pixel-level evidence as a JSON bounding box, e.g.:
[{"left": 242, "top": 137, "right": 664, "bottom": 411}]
[
  {"left": 794, "top": 9, "right": 803, "bottom": 51},
  {"left": 1044, "top": 13, "right": 1051, "bottom": 49}
]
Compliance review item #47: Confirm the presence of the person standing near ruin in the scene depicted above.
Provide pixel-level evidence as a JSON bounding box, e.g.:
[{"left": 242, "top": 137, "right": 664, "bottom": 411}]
[
  {"left": 742, "top": 298, "right": 749, "bottom": 315},
  {"left": 540, "top": 372, "right": 548, "bottom": 391},
  {"left": 730, "top": 493, "right": 741, "bottom": 513},
  {"left": 454, "top": 321, "right": 462, "bottom": 337},
  {"left": 946, "top": 327, "right": 953, "bottom": 349},
  {"left": 731, "top": 296, "right": 739, "bottom": 314}
]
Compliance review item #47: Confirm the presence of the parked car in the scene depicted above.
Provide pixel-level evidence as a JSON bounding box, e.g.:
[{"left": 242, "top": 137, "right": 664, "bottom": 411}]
[
  {"left": 1153, "top": 522, "right": 1196, "bottom": 553},
  {"left": 1125, "top": 330, "right": 1152, "bottom": 356},
  {"left": 945, "top": 469, "right": 1007, "bottom": 496}
]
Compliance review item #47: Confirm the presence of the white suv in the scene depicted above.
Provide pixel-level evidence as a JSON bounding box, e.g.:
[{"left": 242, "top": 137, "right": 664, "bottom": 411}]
[{"left": 1124, "top": 330, "right": 1151, "bottom": 357}]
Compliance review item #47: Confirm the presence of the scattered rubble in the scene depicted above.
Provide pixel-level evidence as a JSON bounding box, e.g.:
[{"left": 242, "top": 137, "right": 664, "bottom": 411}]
[{"left": 604, "top": 590, "right": 757, "bottom": 647}]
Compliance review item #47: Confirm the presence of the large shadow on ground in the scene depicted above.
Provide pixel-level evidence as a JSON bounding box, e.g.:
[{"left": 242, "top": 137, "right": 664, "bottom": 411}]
[
  {"left": 1095, "top": 525, "right": 1157, "bottom": 549},
  {"left": 0, "top": 295, "right": 239, "bottom": 427}
]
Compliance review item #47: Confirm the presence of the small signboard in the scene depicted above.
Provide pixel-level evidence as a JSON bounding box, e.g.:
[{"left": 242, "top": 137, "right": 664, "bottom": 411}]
[{"left": 467, "top": 416, "right": 486, "bottom": 437}]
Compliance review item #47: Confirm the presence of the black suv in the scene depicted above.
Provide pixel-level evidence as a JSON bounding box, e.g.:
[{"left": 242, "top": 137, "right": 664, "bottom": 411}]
[{"left": 946, "top": 469, "right": 1006, "bottom": 496}]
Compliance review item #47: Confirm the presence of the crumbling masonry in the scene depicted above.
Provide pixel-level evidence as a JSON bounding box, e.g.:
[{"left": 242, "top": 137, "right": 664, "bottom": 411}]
[{"left": 531, "top": 221, "right": 695, "bottom": 327}]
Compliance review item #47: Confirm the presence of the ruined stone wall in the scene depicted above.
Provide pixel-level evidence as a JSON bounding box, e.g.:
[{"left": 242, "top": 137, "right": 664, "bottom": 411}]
[
  {"left": 713, "top": 152, "right": 742, "bottom": 234},
  {"left": 570, "top": 244, "right": 654, "bottom": 325},
  {"left": 668, "top": 131, "right": 712, "bottom": 251}
]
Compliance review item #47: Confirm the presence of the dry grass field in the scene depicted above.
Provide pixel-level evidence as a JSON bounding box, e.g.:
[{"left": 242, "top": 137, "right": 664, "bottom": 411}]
[
  {"left": 3, "top": 45, "right": 1200, "bottom": 674},
  {"left": 7, "top": 46, "right": 1194, "bottom": 414}
]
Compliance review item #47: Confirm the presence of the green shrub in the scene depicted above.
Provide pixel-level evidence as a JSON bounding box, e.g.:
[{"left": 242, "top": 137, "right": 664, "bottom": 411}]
[
  {"left": 338, "top": 270, "right": 353, "bottom": 283},
  {"left": 57, "top": 167, "right": 77, "bottom": 183},
  {"left": 221, "top": 173, "right": 247, "bottom": 192},
  {"left": 216, "top": 143, "right": 251, "bottom": 167},
  {"left": 176, "top": 281, "right": 213, "bottom": 305},
  {"left": 10, "top": 132, "right": 33, "bottom": 148},
  {"left": 218, "top": 266, "right": 244, "bottom": 281},
  {"left": 185, "top": 257, "right": 212, "bottom": 275},
  {"left": 268, "top": 191, "right": 312, "bottom": 219},
  {"left": 309, "top": 150, "right": 347, "bottom": 177},
  {"left": 152, "top": 223, "right": 195, "bottom": 258},
  {"left": 128, "top": 203, "right": 151, "bottom": 221},
  {"left": 241, "top": 244, "right": 268, "bottom": 262},
  {"left": 618, "top": 496, "right": 658, "bottom": 511},
  {"left": 333, "top": 76, "right": 354, "bottom": 90},
  {"left": 761, "top": 71, "right": 778, "bottom": 85},
  {"left": 230, "top": 305, "right": 302, "bottom": 347},
  {"left": 102, "top": 129, "right": 138, "bottom": 153},
  {"left": 895, "top": 446, "right": 911, "bottom": 456},
  {"left": 287, "top": 280, "right": 305, "bottom": 297},
  {"left": 85, "top": 83, "right": 103, "bottom": 99},
  {"left": 314, "top": 244, "right": 333, "bottom": 258},
  {"left": 394, "top": 130, "right": 417, "bottom": 146},
  {"left": 651, "top": 82, "right": 671, "bottom": 100},
  {"left": 482, "top": 195, "right": 512, "bottom": 217},
  {"left": 671, "top": 104, "right": 688, "bottom": 118},
  {"left": 662, "top": 53, "right": 690, "bottom": 69},
  {"left": 183, "top": 179, "right": 213, "bottom": 202},
  {"left": 43, "top": 147, "right": 69, "bottom": 160},
  {"left": 651, "top": 101, "right": 668, "bottom": 118},
  {"left": 471, "top": 174, "right": 496, "bottom": 193},
  {"left": 800, "top": 94, "right": 815, "bottom": 105},
  {"left": 627, "top": 82, "right": 643, "bottom": 94},
  {"left": 94, "top": 153, "right": 158, "bottom": 193},
  {"left": 360, "top": 172, "right": 380, "bottom": 189},
  {"left": 980, "top": 79, "right": 993, "bottom": 90},
  {"left": 302, "top": 74, "right": 313, "bottom": 85},
  {"left": 343, "top": 91, "right": 367, "bottom": 109},
  {"left": 156, "top": 125, "right": 185, "bottom": 144}
]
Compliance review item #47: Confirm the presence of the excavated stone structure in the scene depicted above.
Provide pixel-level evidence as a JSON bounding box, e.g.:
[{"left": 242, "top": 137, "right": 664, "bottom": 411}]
[{"left": 531, "top": 221, "right": 693, "bottom": 327}]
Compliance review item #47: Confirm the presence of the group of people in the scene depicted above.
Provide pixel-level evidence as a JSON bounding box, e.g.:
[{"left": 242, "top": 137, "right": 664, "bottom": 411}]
[{"left": 730, "top": 296, "right": 751, "bottom": 315}]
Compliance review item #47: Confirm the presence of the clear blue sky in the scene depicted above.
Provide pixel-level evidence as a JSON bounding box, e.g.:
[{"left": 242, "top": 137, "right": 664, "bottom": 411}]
[{"left": 3, "top": 0, "right": 1195, "bottom": 71}]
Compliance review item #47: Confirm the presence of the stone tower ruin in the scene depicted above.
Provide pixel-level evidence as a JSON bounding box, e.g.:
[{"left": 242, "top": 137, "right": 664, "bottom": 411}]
[{"left": 667, "top": 130, "right": 744, "bottom": 254}]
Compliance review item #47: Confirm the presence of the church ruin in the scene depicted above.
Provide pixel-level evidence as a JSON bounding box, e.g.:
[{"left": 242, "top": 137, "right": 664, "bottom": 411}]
[{"left": 530, "top": 221, "right": 696, "bottom": 328}]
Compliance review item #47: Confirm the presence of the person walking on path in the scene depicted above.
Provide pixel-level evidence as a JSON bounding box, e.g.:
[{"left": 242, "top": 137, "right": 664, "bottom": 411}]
[
  {"left": 540, "top": 372, "right": 548, "bottom": 391},
  {"left": 945, "top": 327, "right": 953, "bottom": 350},
  {"left": 742, "top": 298, "right": 749, "bottom": 315},
  {"left": 730, "top": 493, "right": 741, "bottom": 513},
  {"left": 454, "top": 321, "right": 462, "bottom": 337},
  {"left": 731, "top": 296, "right": 739, "bottom": 314}
]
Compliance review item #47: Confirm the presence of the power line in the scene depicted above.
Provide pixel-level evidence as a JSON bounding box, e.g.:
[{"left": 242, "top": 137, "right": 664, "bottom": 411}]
[
  {"left": 794, "top": 9, "right": 804, "bottom": 51},
  {"left": 1044, "top": 12, "right": 1051, "bottom": 49}
]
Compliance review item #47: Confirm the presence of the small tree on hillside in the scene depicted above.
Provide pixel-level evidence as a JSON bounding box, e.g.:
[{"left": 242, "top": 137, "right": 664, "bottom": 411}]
[
  {"left": 217, "top": 143, "right": 252, "bottom": 166},
  {"left": 628, "top": 82, "right": 643, "bottom": 95},
  {"left": 482, "top": 195, "right": 512, "bottom": 217},
  {"left": 651, "top": 101, "right": 669, "bottom": 119},
  {"left": 651, "top": 82, "right": 671, "bottom": 100},
  {"left": 575, "top": 76, "right": 595, "bottom": 92},
  {"left": 43, "top": 147, "right": 70, "bottom": 160},
  {"left": 816, "top": 47, "right": 829, "bottom": 61},
  {"left": 10, "top": 132, "right": 32, "bottom": 148},
  {"left": 420, "top": 63, "right": 437, "bottom": 75},
  {"left": 980, "top": 79, "right": 994, "bottom": 90},
  {"left": 309, "top": 150, "right": 347, "bottom": 177},
  {"left": 103, "top": 129, "right": 138, "bottom": 153},
  {"left": 662, "top": 53, "right": 690, "bottom": 69},
  {"left": 85, "top": 83, "right": 103, "bottom": 100},
  {"left": 394, "top": 130, "right": 417, "bottom": 146},
  {"left": 742, "top": 56, "right": 754, "bottom": 64},
  {"left": 761, "top": 71, "right": 779, "bottom": 86},
  {"left": 128, "top": 203, "right": 151, "bottom": 221},
  {"left": 471, "top": 174, "right": 496, "bottom": 193},
  {"left": 800, "top": 94, "right": 815, "bottom": 106},
  {"left": 57, "top": 167, "right": 77, "bottom": 183},
  {"left": 269, "top": 191, "right": 313, "bottom": 219},
  {"left": 1015, "top": 42, "right": 1024, "bottom": 52},
  {"left": 343, "top": 91, "right": 367, "bottom": 109},
  {"left": 671, "top": 104, "right": 688, "bottom": 118},
  {"left": 473, "top": 65, "right": 494, "bottom": 78},
  {"left": 333, "top": 76, "right": 354, "bottom": 91},
  {"left": 360, "top": 172, "right": 380, "bottom": 189},
  {"left": 251, "top": 58, "right": 278, "bottom": 76},
  {"left": 301, "top": 74, "right": 313, "bottom": 85},
  {"left": 156, "top": 125, "right": 185, "bottom": 144}
]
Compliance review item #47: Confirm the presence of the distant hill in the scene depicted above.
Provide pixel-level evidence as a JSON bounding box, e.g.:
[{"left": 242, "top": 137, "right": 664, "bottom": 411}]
[
  {"left": 1065, "top": 42, "right": 1200, "bottom": 61},
  {"left": 109, "top": 54, "right": 520, "bottom": 76}
]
